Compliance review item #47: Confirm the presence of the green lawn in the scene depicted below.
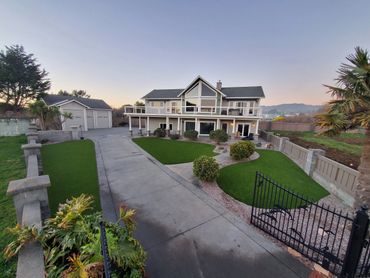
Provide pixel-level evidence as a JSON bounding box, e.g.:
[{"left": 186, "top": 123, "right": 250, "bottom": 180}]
[
  {"left": 217, "top": 149, "right": 329, "bottom": 208},
  {"left": 132, "top": 137, "right": 216, "bottom": 164},
  {"left": 42, "top": 140, "right": 101, "bottom": 214},
  {"left": 0, "top": 135, "right": 27, "bottom": 278},
  {"left": 275, "top": 131, "right": 364, "bottom": 156}
]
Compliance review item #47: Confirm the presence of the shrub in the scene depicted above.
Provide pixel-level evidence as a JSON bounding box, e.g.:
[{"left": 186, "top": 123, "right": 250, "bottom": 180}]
[
  {"left": 169, "top": 134, "right": 180, "bottom": 140},
  {"left": 230, "top": 141, "right": 255, "bottom": 160},
  {"left": 4, "top": 194, "right": 146, "bottom": 277},
  {"left": 184, "top": 130, "right": 198, "bottom": 140},
  {"left": 153, "top": 128, "right": 166, "bottom": 137},
  {"left": 209, "top": 129, "right": 228, "bottom": 144},
  {"left": 193, "top": 155, "right": 219, "bottom": 181}
]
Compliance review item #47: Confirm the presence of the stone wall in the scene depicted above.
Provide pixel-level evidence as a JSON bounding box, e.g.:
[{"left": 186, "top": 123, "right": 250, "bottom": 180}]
[
  {"left": 0, "top": 118, "right": 31, "bottom": 136},
  {"left": 6, "top": 124, "right": 50, "bottom": 278},
  {"left": 38, "top": 130, "right": 72, "bottom": 142}
]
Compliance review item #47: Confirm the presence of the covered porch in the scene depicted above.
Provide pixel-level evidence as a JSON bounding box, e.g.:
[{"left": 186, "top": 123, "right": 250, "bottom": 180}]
[{"left": 127, "top": 115, "right": 260, "bottom": 138}]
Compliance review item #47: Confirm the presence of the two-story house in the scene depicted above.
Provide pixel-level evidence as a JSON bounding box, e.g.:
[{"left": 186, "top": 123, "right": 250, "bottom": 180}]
[{"left": 124, "top": 76, "right": 265, "bottom": 137}]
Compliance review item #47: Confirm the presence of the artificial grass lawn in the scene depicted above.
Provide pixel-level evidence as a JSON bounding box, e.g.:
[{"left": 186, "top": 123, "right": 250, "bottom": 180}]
[
  {"left": 275, "top": 131, "right": 364, "bottom": 156},
  {"left": 42, "top": 140, "right": 101, "bottom": 214},
  {"left": 132, "top": 137, "right": 216, "bottom": 164},
  {"left": 217, "top": 149, "right": 329, "bottom": 208},
  {"left": 0, "top": 135, "right": 27, "bottom": 277}
]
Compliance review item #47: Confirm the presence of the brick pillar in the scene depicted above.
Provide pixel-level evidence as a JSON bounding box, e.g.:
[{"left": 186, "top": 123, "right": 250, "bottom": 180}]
[{"left": 304, "top": 149, "right": 325, "bottom": 176}]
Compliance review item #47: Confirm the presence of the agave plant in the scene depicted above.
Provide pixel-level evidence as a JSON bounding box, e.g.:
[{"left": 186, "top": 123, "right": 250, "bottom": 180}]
[{"left": 4, "top": 194, "right": 146, "bottom": 278}]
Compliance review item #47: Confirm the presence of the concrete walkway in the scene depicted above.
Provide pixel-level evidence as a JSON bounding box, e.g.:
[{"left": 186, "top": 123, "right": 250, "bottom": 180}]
[{"left": 87, "top": 128, "right": 310, "bottom": 278}]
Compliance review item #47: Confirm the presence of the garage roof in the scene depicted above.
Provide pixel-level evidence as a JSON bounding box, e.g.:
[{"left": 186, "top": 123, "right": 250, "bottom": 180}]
[{"left": 43, "top": 94, "right": 112, "bottom": 110}]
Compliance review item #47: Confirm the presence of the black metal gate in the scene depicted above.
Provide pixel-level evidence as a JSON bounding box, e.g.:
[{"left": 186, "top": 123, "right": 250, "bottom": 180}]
[{"left": 250, "top": 172, "right": 370, "bottom": 277}]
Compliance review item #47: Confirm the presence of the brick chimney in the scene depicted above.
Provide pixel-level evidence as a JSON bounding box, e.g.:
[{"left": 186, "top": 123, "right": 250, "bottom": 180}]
[{"left": 216, "top": 80, "right": 222, "bottom": 90}]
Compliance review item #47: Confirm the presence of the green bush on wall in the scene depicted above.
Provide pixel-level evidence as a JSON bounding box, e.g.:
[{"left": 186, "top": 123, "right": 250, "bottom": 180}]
[
  {"left": 184, "top": 130, "right": 198, "bottom": 140},
  {"left": 209, "top": 129, "right": 228, "bottom": 144},
  {"left": 230, "top": 141, "right": 255, "bottom": 160},
  {"left": 193, "top": 155, "right": 219, "bottom": 181},
  {"left": 153, "top": 128, "right": 166, "bottom": 137}
]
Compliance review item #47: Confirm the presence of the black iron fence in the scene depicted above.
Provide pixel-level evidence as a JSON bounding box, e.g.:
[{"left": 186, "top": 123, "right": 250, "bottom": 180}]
[
  {"left": 250, "top": 172, "right": 370, "bottom": 277},
  {"left": 100, "top": 221, "right": 112, "bottom": 278}
]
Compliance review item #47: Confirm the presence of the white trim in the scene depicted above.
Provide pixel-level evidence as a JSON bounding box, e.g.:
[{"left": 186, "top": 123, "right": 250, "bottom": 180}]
[
  {"left": 54, "top": 99, "right": 91, "bottom": 109},
  {"left": 60, "top": 107, "right": 65, "bottom": 130},
  {"left": 93, "top": 110, "right": 98, "bottom": 128},
  {"left": 83, "top": 108, "right": 88, "bottom": 131}
]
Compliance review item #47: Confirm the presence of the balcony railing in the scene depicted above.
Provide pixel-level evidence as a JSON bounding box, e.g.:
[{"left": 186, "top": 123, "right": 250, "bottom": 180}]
[{"left": 124, "top": 105, "right": 261, "bottom": 117}]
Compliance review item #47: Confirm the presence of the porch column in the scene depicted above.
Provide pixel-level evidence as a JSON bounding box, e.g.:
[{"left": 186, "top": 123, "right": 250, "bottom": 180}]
[
  {"left": 255, "top": 120, "right": 259, "bottom": 135},
  {"left": 128, "top": 115, "right": 132, "bottom": 136},
  {"left": 166, "top": 116, "right": 170, "bottom": 136},
  {"left": 146, "top": 117, "right": 150, "bottom": 136},
  {"left": 177, "top": 117, "right": 181, "bottom": 135},
  {"left": 138, "top": 116, "right": 142, "bottom": 135},
  {"left": 195, "top": 117, "right": 199, "bottom": 137},
  {"left": 216, "top": 118, "right": 220, "bottom": 130},
  {"left": 232, "top": 118, "right": 236, "bottom": 136}
]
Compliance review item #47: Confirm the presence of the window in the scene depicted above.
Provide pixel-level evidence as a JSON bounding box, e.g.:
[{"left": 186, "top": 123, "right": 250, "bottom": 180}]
[
  {"left": 222, "top": 123, "right": 228, "bottom": 133},
  {"left": 184, "top": 121, "right": 195, "bottom": 131},
  {"left": 199, "top": 122, "right": 215, "bottom": 135},
  {"left": 201, "top": 83, "right": 216, "bottom": 96},
  {"left": 159, "top": 123, "right": 172, "bottom": 130},
  {"left": 186, "top": 84, "right": 199, "bottom": 97}
]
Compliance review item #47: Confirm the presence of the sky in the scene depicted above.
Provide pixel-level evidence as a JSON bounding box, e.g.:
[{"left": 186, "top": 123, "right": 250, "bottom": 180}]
[{"left": 1, "top": 0, "right": 370, "bottom": 108}]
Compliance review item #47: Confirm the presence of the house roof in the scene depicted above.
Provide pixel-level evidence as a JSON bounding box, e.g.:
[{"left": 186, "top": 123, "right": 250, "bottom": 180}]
[
  {"left": 142, "top": 86, "right": 265, "bottom": 99},
  {"left": 221, "top": 86, "right": 265, "bottom": 98},
  {"left": 142, "top": 89, "right": 183, "bottom": 99},
  {"left": 43, "top": 94, "right": 112, "bottom": 110}
]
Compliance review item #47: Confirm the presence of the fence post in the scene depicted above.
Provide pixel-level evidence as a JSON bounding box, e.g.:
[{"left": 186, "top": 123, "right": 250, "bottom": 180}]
[
  {"left": 279, "top": 137, "right": 289, "bottom": 152},
  {"left": 341, "top": 206, "right": 369, "bottom": 277},
  {"left": 304, "top": 149, "right": 325, "bottom": 177}
]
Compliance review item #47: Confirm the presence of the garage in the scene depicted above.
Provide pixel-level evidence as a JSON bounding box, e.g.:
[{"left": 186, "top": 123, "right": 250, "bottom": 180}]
[
  {"left": 42, "top": 94, "right": 112, "bottom": 131},
  {"left": 96, "top": 110, "right": 110, "bottom": 128}
]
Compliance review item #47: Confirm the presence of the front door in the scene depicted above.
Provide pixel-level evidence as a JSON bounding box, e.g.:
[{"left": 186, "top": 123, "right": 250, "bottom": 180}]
[{"left": 237, "top": 124, "right": 249, "bottom": 137}]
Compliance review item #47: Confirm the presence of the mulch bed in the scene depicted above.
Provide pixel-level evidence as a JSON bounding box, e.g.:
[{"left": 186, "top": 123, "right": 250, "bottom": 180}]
[{"left": 288, "top": 137, "right": 360, "bottom": 170}]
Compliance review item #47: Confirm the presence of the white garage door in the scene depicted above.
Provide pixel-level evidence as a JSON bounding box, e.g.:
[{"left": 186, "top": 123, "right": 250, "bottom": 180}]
[
  {"left": 64, "top": 109, "right": 85, "bottom": 131},
  {"left": 96, "top": 111, "right": 110, "bottom": 128},
  {"left": 87, "top": 110, "right": 94, "bottom": 129}
]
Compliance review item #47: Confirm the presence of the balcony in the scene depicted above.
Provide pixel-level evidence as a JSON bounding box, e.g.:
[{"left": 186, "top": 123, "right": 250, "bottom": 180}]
[{"left": 124, "top": 105, "right": 261, "bottom": 117}]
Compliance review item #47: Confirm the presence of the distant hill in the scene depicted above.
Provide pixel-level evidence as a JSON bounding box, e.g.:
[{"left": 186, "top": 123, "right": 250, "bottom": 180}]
[{"left": 261, "top": 103, "right": 323, "bottom": 115}]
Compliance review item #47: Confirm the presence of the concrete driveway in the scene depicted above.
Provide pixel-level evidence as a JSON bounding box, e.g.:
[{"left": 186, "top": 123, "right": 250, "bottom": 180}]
[{"left": 86, "top": 128, "right": 310, "bottom": 278}]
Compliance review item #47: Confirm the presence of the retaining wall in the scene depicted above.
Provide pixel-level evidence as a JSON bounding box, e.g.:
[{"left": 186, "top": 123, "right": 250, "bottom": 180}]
[
  {"left": 0, "top": 118, "right": 31, "bottom": 136},
  {"left": 262, "top": 130, "right": 359, "bottom": 207}
]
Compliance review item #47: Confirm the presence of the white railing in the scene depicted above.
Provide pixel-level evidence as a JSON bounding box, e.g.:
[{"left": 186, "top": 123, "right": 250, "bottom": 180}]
[{"left": 124, "top": 105, "right": 261, "bottom": 117}]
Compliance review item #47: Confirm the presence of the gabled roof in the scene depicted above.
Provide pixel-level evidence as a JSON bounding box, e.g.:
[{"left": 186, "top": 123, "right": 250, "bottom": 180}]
[
  {"left": 141, "top": 77, "right": 265, "bottom": 100},
  {"left": 43, "top": 94, "right": 112, "bottom": 110},
  {"left": 177, "top": 75, "right": 225, "bottom": 97}
]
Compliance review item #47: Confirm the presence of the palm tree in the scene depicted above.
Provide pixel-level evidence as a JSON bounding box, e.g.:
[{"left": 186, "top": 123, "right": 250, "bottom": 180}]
[{"left": 315, "top": 47, "right": 370, "bottom": 207}]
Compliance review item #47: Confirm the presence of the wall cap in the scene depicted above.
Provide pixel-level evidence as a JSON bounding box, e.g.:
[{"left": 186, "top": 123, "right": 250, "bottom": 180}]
[{"left": 7, "top": 175, "right": 50, "bottom": 196}]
